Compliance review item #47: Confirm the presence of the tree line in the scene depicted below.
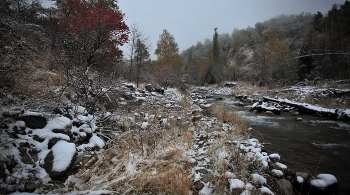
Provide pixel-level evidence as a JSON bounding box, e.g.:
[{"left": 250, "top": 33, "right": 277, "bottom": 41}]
[
  {"left": 1, "top": 0, "right": 349, "bottom": 104},
  {"left": 181, "top": 1, "right": 350, "bottom": 86}
]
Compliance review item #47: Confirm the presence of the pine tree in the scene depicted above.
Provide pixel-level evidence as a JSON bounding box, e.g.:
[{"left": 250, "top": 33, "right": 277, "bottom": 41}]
[
  {"left": 135, "top": 38, "right": 149, "bottom": 87},
  {"left": 213, "top": 28, "right": 220, "bottom": 64},
  {"left": 204, "top": 28, "right": 221, "bottom": 84}
]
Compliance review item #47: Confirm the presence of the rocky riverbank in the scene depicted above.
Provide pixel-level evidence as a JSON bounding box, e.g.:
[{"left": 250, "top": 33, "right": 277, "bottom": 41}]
[
  {"left": 0, "top": 82, "right": 342, "bottom": 194},
  {"left": 190, "top": 85, "right": 339, "bottom": 195}
]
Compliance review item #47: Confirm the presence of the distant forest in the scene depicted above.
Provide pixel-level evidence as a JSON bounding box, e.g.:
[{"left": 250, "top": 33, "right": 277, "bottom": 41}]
[
  {"left": 181, "top": 1, "right": 350, "bottom": 86},
  {"left": 0, "top": 0, "right": 349, "bottom": 96}
]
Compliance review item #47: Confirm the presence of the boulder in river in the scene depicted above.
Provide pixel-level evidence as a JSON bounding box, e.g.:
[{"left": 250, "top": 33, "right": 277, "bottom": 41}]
[
  {"left": 307, "top": 174, "right": 337, "bottom": 195},
  {"left": 277, "top": 179, "right": 294, "bottom": 195}
]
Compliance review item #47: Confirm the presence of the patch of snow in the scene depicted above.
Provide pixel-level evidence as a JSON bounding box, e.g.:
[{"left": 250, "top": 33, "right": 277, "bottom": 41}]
[
  {"left": 218, "top": 151, "right": 229, "bottom": 159},
  {"left": 194, "top": 172, "right": 202, "bottom": 182},
  {"left": 72, "top": 105, "right": 87, "bottom": 115},
  {"left": 38, "top": 149, "right": 50, "bottom": 165},
  {"left": 188, "top": 158, "right": 196, "bottom": 164},
  {"left": 297, "top": 176, "right": 304, "bottom": 183},
  {"left": 141, "top": 122, "right": 149, "bottom": 129},
  {"left": 51, "top": 141, "right": 76, "bottom": 172},
  {"left": 32, "top": 128, "right": 70, "bottom": 143},
  {"left": 164, "top": 88, "right": 183, "bottom": 101},
  {"left": 77, "top": 134, "right": 105, "bottom": 150},
  {"left": 89, "top": 134, "right": 105, "bottom": 149},
  {"left": 311, "top": 174, "right": 337, "bottom": 188},
  {"left": 261, "top": 160, "right": 269, "bottom": 168},
  {"left": 225, "top": 171, "right": 236, "bottom": 179},
  {"left": 229, "top": 179, "right": 245, "bottom": 190},
  {"left": 240, "top": 190, "right": 251, "bottom": 195},
  {"left": 251, "top": 173, "right": 267, "bottom": 186},
  {"left": 269, "top": 153, "right": 280, "bottom": 161},
  {"left": 259, "top": 186, "right": 274, "bottom": 195},
  {"left": 275, "top": 162, "right": 287, "bottom": 169},
  {"left": 251, "top": 102, "right": 259, "bottom": 109},
  {"left": 199, "top": 182, "right": 213, "bottom": 195},
  {"left": 198, "top": 147, "right": 207, "bottom": 155},
  {"left": 125, "top": 161, "right": 137, "bottom": 175},
  {"left": 271, "top": 169, "right": 283, "bottom": 177},
  {"left": 45, "top": 116, "right": 72, "bottom": 130}
]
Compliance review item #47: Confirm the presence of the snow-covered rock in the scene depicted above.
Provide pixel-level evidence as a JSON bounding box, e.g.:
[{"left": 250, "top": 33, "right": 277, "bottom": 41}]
[
  {"left": 271, "top": 169, "right": 284, "bottom": 177},
  {"left": 269, "top": 153, "right": 280, "bottom": 162},
  {"left": 259, "top": 186, "right": 275, "bottom": 195},
  {"left": 310, "top": 174, "right": 337, "bottom": 188},
  {"left": 251, "top": 173, "right": 267, "bottom": 187},
  {"left": 229, "top": 179, "right": 245, "bottom": 191},
  {"left": 44, "top": 140, "right": 77, "bottom": 179},
  {"left": 76, "top": 134, "right": 105, "bottom": 151}
]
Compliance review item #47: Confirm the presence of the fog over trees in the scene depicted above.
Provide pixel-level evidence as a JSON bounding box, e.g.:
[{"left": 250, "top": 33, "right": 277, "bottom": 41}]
[{"left": 181, "top": 2, "right": 350, "bottom": 86}]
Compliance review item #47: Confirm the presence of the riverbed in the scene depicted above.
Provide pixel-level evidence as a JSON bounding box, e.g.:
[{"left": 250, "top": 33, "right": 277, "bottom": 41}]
[{"left": 221, "top": 97, "right": 350, "bottom": 195}]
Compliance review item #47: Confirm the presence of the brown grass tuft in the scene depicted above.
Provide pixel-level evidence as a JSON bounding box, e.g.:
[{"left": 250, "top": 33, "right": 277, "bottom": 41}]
[{"left": 213, "top": 105, "right": 249, "bottom": 136}]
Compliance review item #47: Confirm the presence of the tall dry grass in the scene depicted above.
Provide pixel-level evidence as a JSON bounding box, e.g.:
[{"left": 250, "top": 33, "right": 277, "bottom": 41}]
[
  {"left": 64, "top": 91, "right": 195, "bottom": 194},
  {"left": 213, "top": 105, "right": 249, "bottom": 137}
]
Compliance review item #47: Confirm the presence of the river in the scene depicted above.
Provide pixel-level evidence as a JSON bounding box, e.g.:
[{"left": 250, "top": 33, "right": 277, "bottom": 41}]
[{"left": 218, "top": 97, "right": 350, "bottom": 195}]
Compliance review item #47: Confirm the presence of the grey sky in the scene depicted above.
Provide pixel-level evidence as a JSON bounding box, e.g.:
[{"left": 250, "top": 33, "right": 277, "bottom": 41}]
[{"left": 118, "top": 0, "right": 346, "bottom": 58}]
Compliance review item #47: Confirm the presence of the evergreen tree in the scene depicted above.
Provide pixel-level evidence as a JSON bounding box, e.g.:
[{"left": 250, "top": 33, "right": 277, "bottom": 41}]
[
  {"left": 213, "top": 28, "right": 220, "bottom": 64},
  {"left": 205, "top": 28, "right": 221, "bottom": 84},
  {"left": 135, "top": 38, "right": 149, "bottom": 87},
  {"left": 297, "top": 42, "right": 315, "bottom": 80}
]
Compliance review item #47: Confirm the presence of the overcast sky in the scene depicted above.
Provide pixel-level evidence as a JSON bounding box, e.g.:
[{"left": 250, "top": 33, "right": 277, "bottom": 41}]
[{"left": 118, "top": 0, "right": 346, "bottom": 58}]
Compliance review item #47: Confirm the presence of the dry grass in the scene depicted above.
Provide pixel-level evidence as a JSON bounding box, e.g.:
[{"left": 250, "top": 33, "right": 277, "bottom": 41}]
[
  {"left": 199, "top": 106, "right": 253, "bottom": 193},
  {"left": 213, "top": 105, "right": 249, "bottom": 136},
  {"left": 63, "top": 94, "right": 196, "bottom": 194},
  {"left": 133, "top": 163, "right": 191, "bottom": 195},
  {"left": 232, "top": 82, "right": 280, "bottom": 98}
]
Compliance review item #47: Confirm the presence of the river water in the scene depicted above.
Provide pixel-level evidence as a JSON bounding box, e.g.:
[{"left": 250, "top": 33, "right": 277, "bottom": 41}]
[{"left": 219, "top": 97, "right": 350, "bottom": 195}]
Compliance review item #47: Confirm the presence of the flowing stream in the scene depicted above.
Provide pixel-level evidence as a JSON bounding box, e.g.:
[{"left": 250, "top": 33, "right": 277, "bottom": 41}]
[{"left": 215, "top": 96, "right": 350, "bottom": 195}]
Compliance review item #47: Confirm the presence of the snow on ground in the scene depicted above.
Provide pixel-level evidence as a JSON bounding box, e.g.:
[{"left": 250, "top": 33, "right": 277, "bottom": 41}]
[
  {"left": 199, "top": 182, "right": 213, "bottom": 195},
  {"left": 229, "top": 179, "right": 245, "bottom": 190},
  {"left": 2, "top": 82, "right": 343, "bottom": 194},
  {"left": 164, "top": 88, "right": 183, "bottom": 101}
]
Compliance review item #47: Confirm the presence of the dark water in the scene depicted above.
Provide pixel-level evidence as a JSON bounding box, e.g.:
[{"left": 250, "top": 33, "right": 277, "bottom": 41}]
[{"left": 221, "top": 98, "right": 350, "bottom": 195}]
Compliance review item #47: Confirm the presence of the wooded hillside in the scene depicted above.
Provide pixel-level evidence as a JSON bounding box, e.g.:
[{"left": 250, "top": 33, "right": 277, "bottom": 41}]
[{"left": 181, "top": 1, "right": 350, "bottom": 86}]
